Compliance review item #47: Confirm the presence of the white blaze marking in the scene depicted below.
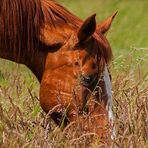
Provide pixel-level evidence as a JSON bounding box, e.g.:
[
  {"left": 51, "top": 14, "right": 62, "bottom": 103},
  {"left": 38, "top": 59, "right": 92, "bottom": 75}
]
[{"left": 103, "top": 65, "right": 116, "bottom": 139}]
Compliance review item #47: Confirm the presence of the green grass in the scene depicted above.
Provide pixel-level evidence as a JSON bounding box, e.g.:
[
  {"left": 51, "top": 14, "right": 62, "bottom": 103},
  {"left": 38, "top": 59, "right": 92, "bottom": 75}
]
[{"left": 0, "top": 0, "right": 148, "bottom": 147}]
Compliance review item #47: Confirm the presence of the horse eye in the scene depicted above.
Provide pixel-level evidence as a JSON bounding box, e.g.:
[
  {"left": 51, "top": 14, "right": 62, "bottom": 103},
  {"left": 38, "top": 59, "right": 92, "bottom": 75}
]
[{"left": 75, "top": 61, "right": 79, "bottom": 66}]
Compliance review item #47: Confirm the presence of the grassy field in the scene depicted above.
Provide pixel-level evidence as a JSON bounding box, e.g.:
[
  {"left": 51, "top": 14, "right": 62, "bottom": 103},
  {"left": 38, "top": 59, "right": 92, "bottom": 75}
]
[{"left": 0, "top": 0, "right": 148, "bottom": 147}]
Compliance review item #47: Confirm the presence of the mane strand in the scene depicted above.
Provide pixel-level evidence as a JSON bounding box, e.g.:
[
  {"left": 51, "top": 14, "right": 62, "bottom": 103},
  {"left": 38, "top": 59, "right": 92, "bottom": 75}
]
[{"left": 0, "top": 0, "right": 43, "bottom": 61}]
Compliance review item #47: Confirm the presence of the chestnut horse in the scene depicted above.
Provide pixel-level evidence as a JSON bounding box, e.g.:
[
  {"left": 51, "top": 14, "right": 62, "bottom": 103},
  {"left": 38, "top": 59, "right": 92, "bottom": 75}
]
[{"left": 0, "top": 0, "right": 117, "bottom": 141}]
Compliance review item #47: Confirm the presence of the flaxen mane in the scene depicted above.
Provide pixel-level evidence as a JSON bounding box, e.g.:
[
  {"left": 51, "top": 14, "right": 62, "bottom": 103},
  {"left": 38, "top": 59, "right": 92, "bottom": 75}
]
[{"left": 0, "top": 0, "right": 112, "bottom": 63}]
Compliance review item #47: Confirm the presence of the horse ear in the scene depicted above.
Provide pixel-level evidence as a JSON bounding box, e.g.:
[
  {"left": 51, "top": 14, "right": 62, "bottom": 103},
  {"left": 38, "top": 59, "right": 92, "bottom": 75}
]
[
  {"left": 97, "top": 11, "right": 118, "bottom": 34},
  {"left": 78, "top": 14, "right": 96, "bottom": 42}
]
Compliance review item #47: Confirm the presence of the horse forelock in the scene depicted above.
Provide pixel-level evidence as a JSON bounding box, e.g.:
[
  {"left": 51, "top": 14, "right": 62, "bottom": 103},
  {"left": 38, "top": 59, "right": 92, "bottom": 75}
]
[
  {"left": 89, "top": 33, "right": 112, "bottom": 73},
  {"left": 94, "top": 33, "right": 113, "bottom": 65}
]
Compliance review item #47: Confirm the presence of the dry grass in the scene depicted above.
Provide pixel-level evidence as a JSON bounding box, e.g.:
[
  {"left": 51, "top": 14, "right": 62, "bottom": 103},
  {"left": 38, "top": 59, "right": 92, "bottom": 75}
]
[
  {"left": 0, "top": 49, "right": 147, "bottom": 147},
  {"left": 112, "top": 68, "right": 147, "bottom": 147}
]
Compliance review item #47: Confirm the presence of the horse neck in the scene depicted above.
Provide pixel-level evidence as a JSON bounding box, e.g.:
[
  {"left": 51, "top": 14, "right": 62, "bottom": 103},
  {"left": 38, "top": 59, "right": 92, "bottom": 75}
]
[
  {"left": 26, "top": 50, "right": 48, "bottom": 82},
  {"left": 0, "top": 48, "right": 47, "bottom": 82}
]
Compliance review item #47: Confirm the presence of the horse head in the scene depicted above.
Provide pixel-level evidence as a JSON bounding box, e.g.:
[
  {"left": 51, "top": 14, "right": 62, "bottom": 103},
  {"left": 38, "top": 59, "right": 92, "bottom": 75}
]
[{"left": 39, "top": 11, "right": 117, "bottom": 139}]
